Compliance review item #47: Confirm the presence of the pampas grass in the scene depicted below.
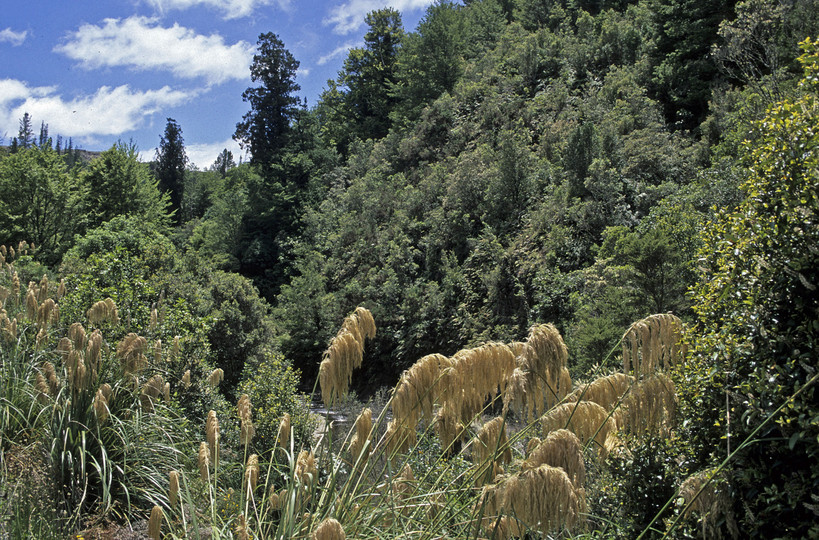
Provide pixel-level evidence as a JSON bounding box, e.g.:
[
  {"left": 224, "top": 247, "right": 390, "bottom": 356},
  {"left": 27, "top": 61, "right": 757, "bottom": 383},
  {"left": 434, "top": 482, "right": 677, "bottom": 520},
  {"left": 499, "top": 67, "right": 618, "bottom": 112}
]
[
  {"left": 313, "top": 517, "right": 346, "bottom": 540},
  {"left": 503, "top": 324, "right": 572, "bottom": 421},
  {"left": 479, "top": 464, "right": 585, "bottom": 538},
  {"left": 522, "top": 429, "right": 585, "bottom": 488},
  {"left": 87, "top": 297, "right": 119, "bottom": 325},
  {"left": 237, "top": 394, "right": 255, "bottom": 446},
  {"left": 541, "top": 401, "right": 616, "bottom": 456},
  {"left": 319, "top": 307, "right": 376, "bottom": 407},
  {"left": 619, "top": 372, "right": 677, "bottom": 436},
  {"left": 622, "top": 313, "right": 685, "bottom": 377},
  {"left": 148, "top": 505, "right": 163, "bottom": 540},
  {"left": 679, "top": 469, "right": 737, "bottom": 539},
  {"left": 117, "top": 333, "right": 147, "bottom": 375},
  {"left": 349, "top": 407, "right": 372, "bottom": 464}
]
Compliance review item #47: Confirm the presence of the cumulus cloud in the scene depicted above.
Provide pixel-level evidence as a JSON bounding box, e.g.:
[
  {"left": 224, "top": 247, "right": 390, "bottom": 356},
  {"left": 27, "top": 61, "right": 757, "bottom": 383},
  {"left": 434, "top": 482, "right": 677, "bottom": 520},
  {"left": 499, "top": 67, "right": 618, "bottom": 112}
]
[
  {"left": 317, "top": 42, "right": 358, "bottom": 65},
  {"left": 55, "top": 16, "right": 253, "bottom": 85},
  {"left": 323, "top": 0, "right": 434, "bottom": 35},
  {"left": 174, "top": 137, "right": 246, "bottom": 169},
  {"left": 0, "top": 78, "right": 194, "bottom": 139},
  {"left": 0, "top": 28, "right": 28, "bottom": 46},
  {"left": 143, "top": 0, "right": 291, "bottom": 19}
]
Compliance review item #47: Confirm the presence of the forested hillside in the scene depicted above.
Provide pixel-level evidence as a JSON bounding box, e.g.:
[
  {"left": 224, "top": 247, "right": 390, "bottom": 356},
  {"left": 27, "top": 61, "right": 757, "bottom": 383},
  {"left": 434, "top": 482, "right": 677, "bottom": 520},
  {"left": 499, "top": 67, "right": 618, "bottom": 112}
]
[{"left": 1, "top": 0, "right": 818, "bottom": 538}]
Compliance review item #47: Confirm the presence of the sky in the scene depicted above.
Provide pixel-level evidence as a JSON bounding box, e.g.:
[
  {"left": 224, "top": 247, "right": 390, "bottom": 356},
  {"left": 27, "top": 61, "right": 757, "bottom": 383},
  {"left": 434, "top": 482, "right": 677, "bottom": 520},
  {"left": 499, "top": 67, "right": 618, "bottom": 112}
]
[{"left": 0, "top": 0, "right": 434, "bottom": 168}]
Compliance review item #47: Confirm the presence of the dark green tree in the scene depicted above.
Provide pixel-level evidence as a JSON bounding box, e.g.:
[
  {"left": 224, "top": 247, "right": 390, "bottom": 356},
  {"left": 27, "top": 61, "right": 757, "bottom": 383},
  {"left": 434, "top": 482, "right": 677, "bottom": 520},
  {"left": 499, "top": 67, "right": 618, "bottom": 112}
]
[
  {"left": 392, "top": 1, "right": 466, "bottom": 122},
  {"left": 343, "top": 8, "right": 404, "bottom": 140},
  {"left": 649, "top": 0, "right": 737, "bottom": 130},
  {"left": 154, "top": 118, "right": 187, "bottom": 222},
  {"left": 212, "top": 148, "right": 236, "bottom": 178},
  {"left": 234, "top": 33, "right": 301, "bottom": 172},
  {"left": 17, "top": 112, "right": 34, "bottom": 149}
]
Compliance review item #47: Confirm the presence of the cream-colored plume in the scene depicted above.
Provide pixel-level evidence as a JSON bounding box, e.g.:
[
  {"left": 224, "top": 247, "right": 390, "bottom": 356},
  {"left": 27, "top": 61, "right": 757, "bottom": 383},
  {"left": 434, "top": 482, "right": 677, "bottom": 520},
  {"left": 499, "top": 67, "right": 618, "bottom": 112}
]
[
  {"left": 622, "top": 313, "right": 685, "bottom": 376},
  {"left": 319, "top": 307, "right": 376, "bottom": 406},
  {"left": 522, "top": 429, "right": 585, "bottom": 488},
  {"left": 349, "top": 407, "right": 372, "bottom": 464},
  {"left": 479, "top": 464, "right": 586, "bottom": 539}
]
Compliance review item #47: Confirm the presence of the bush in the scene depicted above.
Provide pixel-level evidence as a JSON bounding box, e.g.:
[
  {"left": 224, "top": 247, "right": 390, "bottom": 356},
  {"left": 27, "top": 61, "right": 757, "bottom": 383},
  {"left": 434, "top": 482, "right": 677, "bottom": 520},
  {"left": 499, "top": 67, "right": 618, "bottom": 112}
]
[{"left": 238, "top": 353, "right": 315, "bottom": 454}]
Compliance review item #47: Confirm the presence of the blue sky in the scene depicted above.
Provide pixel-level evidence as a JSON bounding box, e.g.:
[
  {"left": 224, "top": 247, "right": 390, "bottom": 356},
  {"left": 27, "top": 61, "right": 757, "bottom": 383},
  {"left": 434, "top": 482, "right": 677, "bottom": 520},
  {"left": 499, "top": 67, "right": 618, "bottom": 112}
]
[{"left": 0, "top": 0, "right": 433, "bottom": 168}]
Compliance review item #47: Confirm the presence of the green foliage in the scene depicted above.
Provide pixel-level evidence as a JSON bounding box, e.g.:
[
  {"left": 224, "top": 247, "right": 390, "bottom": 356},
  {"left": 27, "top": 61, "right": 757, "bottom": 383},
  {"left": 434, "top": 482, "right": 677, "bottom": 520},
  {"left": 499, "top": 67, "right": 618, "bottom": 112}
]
[
  {"left": 688, "top": 37, "right": 819, "bottom": 537},
  {"left": 237, "top": 353, "right": 314, "bottom": 452},
  {"left": 0, "top": 147, "right": 84, "bottom": 265},
  {"left": 80, "top": 141, "right": 172, "bottom": 231},
  {"left": 199, "top": 270, "right": 277, "bottom": 398}
]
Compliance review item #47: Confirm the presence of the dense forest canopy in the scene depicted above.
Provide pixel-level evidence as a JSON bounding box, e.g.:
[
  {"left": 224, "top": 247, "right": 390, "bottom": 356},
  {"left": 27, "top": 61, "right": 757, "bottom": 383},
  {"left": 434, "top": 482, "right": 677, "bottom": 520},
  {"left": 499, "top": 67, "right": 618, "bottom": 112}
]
[{"left": 1, "top": 0, "right": 818, "bottom": 538}]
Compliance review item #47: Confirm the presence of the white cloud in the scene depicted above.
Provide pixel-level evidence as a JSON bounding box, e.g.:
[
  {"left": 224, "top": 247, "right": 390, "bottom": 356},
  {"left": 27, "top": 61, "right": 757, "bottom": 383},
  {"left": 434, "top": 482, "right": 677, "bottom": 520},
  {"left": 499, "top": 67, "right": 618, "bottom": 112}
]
[
  {"left": 0, "top": 78, "right": 194, "bottom": 139},
  {"left": 175, "top": 137, "right": 246, "bottom": 169},
  {"left": 317, "top": 42, "right": 358, "bottom": 65},
  {"left": 55, "top": 16, "right": 253, "bottom": 85},
  {"left": 323, "top": 0, "right": 434, "bottom": 35},
  {"left": 0, "top": 28, "right": 28, "bottom": 46},
  {"left": 143, "top": 0, "right": 291, "bottom": 19}
]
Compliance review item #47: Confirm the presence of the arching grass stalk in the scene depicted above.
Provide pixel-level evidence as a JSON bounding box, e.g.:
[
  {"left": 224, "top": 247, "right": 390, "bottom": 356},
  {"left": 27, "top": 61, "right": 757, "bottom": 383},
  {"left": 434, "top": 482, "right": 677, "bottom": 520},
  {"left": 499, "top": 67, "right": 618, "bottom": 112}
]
[{"left": 636, "top": 370, "right": 819, "bottom": 540}]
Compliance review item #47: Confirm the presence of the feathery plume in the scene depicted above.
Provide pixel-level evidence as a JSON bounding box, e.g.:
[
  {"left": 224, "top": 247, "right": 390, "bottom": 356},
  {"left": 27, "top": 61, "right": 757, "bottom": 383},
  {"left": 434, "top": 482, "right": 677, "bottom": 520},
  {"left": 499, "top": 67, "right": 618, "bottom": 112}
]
[
  {"left": 567, "top": 372, "right": 633, "bottom": 412},
  {"left": 277, "top": 412, "right": 291, "bottom": 449},
  {"left": 150, "top": 305, "right": 158, "bottom": 331},
  {"left": 245, "top": 454, "right": 259, "bottom": 493},
  {"left": 622, "top": 313, "right": 685, "bottom": 377},
  {"left": 313, "top": 517, "right": 346, "bottom": 540},
  {"left": 181, "top": 369, "right": 191, "bottom": 388},
  {"left": 25, "top": 287, "right": 37, "bottom": 320},
  {"left": 473, "top": 416, "right": 512, "bottom": 468},
  {"left": 541, "top": 401, "right": 616, "bottom": 457},
  {"left": 36, "top": 298, "right": 55, "bottom": 329},
  {"left": 206, "top": 410, "right": 219, "bottom": 464},
  {"left": 237, "top": 394, "right": 255, "bottom": 445},
  {"left": 235, "top": 514, "right": 249, "bottom": 540},
  {"left": 296, "top": 450, "right": 317, "bottom": 485},
  {"left": 57, "top": 278, "right": 65, "bottom": 299},
  {"left": 87, "top": 297, "right": 119, "bottom": 325},
  {"left": 319, "top": 306, "right": 376, "bottom": 406},
  {"left": 94, "top": 387, "right": 110, "bottom": 423},
  {"left": 10, "top": 271, "right": 19, "bottom": 305},
  {"left": 44, "top": 361, "right": 60, "bottom": 394},
  {"left": 522, "top": 429, "right": 585, "bottom": 488},
  {"left": 148, "top": 505, "right": 163, "bottom": 540},
  {"left": 153, "top": 339, "right": 162, "bottom": 363},
  {"left": 35, "top": 373, "right": 50, "bottom": 404},
  {"left": 117, "top": 333, "right": 147, "bottom": 374},
  {"left": 169, "top": 470, "right": 179, "bottom": 509},
  {"left": 479, "top": 464, "right": 585, "bottom": 538},
  {"left": 198, "top": 441, "right": 210, "bottom": 482},
  {"left": 503, "top": 324, "right": 572, "bottom": 421},
  {"left": 679, "top": 470, "right": 737, "bottom": 539},
  {"left": 349, "top": 407, "right": 372, "bottom": 464},
  {"left": 207, "top": 368, "right": 224, "bottom": 387},
  {"left": 619, "top": 372, "right": 677, "bottom": 436},
  {"left": 68, "top": 322, "right": 86, "bottom": 350},
  {"left": 37, "top": 275, "right": 49, "bottom": 302}
]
